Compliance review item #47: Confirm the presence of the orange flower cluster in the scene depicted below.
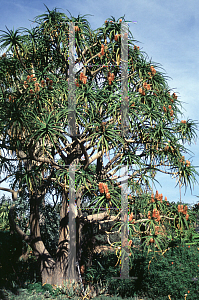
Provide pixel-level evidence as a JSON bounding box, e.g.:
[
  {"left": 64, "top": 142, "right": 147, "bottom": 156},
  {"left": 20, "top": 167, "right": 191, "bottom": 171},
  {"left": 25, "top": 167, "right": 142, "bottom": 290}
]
[
  {"left": 155, "top": 190, "right": 159, "bottom": 200},
  {"left": 185, "top": 214, "right": 189, "bottom": 221},
  {"left": 27, "top": 74, "right": 36, "bottom": 82},
  {"left": 150, "top": 65, "right": 156, "bottom": 76},
  {"left": 80, "top": 72, "right": 87, "bottom": 84},
  {"left": 114, "top": 34, "right": 121, "bottom": 41},
  {"left": 181, "top": 120, "right": 186, "bottom": 124},
  {"left": 138, "top": 87, "right": 145, "bottom": 96},
  {"left": 41, "top": 80, "right": 46, "bottom": 87},
  {"left": 101, "top": 44, "right": 105, "bottom": 55},
  {"left": 108, "top": 72, "right": 115, "bottom": 85},
  {"left": 129, "top": 212, "right": 134, "bottom": 222},
  {"left": 98, "top": 182, "right": 110, "bottom": 199},
  {"left": 143, "top": 82, "right": 151, "bottom": 90},
  {"left": 155, "top": 225, "right": 163, "bottom": 235},
  {"left": 34, "top": 82, "right": 40, "bottom": 92},
  {"left": 168, "top": 104, "right": 174, "bottom": 117},
  {"left": 128, "top": 239, "right": 133, "bottom": 247},
  {"left": 24, "top": 75, "right": 48, "bottom": 93},
  {"left": 154, "top": 191, "right": 164, "bottom": 203},
  {"left": 163, "top": 106, "right": 167, "bottom": 113},
  {"left": 178, "top": 204, "right": 184, "bottom": 213},
  {"left": 179, "top": 156, "right": 185, "bottom": 164},
  {"left": 178, "top": 205, "right": 189, "bottom": 219},
  {"left": 152, "top": 208, "right": 161, "bottom": 221},
  {"left": 186, "top": 160, "right": 191, "bottom": 167},
  {"left": 46, "top": 77, "right": 53, "bottom": 90},
  {"left": 98, "top": 44, "right": 105, "bottom": 58},
  {"left": 99, "top": 182, "right": 105, "bottom": 193},
  {"left": 158, "top": 193, "right": 163, "bottom": 203},
  {"left": 172, "top": 93, "right": 177, "bottom": 99},
  {"left": 74, "top": 26, "right": 79, "bottom": 32},
  {"left": 134, "top": 45, "right": 140, "bottom": 51}
]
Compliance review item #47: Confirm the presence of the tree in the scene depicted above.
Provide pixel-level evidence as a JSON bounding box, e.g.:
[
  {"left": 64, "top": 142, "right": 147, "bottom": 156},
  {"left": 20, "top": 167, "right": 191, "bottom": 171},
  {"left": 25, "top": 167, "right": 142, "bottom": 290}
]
[{"left": 0, "top": 5, "right": 198, "bottom": 286}]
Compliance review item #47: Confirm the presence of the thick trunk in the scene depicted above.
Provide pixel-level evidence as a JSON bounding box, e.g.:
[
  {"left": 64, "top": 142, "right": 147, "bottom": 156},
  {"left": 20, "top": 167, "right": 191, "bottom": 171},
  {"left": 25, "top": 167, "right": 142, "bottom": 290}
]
[{"left": 30, "top": 190, "right": 79, "bottom": 285}]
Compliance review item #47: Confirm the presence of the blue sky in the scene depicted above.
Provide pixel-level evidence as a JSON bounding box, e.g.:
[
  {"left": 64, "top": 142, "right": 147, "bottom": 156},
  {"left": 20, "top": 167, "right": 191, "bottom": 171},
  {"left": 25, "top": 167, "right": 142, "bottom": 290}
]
[{"left": 0, "top": 0, "right": 199, "bottom": 206}]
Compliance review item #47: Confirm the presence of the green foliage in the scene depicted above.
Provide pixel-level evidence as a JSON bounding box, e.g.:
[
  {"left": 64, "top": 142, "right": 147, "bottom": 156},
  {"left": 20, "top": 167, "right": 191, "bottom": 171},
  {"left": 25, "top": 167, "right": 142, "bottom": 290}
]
[
  {"left": 39, "top": 203, "right": 60, "bottom": 258},
  {"left": 0, "top": 230, "right": 39, "bottom": 289},
  {"left": 85, "top": 245, "right": 199, "bottom": 299},
  {"left": 0, "top": 195, "right": 11, "bottom": 231}
]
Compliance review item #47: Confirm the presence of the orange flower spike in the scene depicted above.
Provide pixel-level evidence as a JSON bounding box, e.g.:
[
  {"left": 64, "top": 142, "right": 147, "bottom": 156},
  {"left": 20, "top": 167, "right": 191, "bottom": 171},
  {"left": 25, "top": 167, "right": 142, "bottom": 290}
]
[
  {"left": 128, "top": 240, "right": 132, "bottom": 247},
  {"left": 143, "top": 82, "right": 147, "bottom": 88},
  {"left": 170, "top": 110, "right": 174, "bottom": 117},
  {"left": 165, "top": 196, "right": 167, "bottom": 201},
  {"left": 106, "top": 193, "right": 111, "bottom": 200},
  {"left": 101, "top": 48, "right": 105, "bottom": 56},
  {"left": 134, "top": 45, "right": 139, "bottom": 50},
  {"left": 104, "top": 183, "right": 109, "bottom": 194},
  {"left": 156, "top": 215, "right": 161, "bottom": 222},
  {"left": 155, "top": 190, "right": 158, "bottom": 199},
  {"left": 129, "top": 212, "right": 133, "bottom": 222},
  {"left": 99, "top": 182, "right": 105, "bottom": 193},
  {"left": 80, "top": 72, "right": 84, "bottom": 81},
  {"left": 185, "top": 214, "right": 189, "bottom": 221},
  {"left": 82, "top": 76, "right": 87, "bottom": 84}
]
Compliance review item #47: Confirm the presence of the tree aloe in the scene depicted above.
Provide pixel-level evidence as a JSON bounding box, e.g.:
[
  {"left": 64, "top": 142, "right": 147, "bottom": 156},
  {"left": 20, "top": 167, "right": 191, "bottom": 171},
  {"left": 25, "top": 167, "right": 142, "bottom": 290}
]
[{"left": 0, "top": 5, "right": 198, "bottom": 286}]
